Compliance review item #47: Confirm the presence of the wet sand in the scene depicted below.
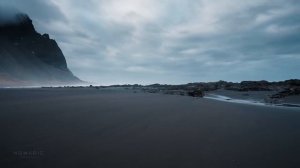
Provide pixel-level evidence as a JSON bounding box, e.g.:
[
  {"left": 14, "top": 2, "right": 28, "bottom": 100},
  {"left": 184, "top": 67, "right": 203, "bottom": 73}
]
[
  {"left": 206, "top": 89, "right": 300, "bottom": 107},
  {"left": 0, "top": 88, "right": 300, "bottom": 168}
]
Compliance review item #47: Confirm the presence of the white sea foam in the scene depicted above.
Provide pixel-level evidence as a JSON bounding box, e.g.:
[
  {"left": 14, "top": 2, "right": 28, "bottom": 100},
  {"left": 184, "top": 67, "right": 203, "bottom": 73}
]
[{"left": 204, "top": 94, "right": 266, "bottom": 106}]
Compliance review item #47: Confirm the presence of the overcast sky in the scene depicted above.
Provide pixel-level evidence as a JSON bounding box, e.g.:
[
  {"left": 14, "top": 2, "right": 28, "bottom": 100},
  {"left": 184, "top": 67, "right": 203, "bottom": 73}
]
[{"left": 1, "top": 0, "right": 300, "bottom": 84}]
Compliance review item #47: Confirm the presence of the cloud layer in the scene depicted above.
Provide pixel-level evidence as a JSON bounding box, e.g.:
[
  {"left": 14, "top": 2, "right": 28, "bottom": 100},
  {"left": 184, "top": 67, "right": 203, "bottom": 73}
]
[{"left": 1, "top": 0, "right": 300, "bottom": 84}]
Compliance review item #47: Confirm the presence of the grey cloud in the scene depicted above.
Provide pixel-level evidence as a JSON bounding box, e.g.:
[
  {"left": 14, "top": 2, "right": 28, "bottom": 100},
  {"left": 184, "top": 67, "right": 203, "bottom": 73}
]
[
  {"left": 0, "top": 0, "right": 299, "bottom": 84},
  {"left": 0, "top": 0, "right": 66, "bottom": 22}
]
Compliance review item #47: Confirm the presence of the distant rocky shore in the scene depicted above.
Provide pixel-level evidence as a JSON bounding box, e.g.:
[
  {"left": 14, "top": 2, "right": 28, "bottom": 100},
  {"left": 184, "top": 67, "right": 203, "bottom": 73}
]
[
  {"left": 135, "top": 80, "right": 300, "bottom": 99},
  {"left": 43, "top": 79, "right": 300, "bottom": 104}
]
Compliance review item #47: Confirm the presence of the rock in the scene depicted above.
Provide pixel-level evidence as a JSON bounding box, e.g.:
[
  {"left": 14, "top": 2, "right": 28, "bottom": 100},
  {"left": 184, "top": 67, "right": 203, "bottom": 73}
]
[
  {"left": 187, "top": 89, "right": 204, "bottom": 97},
  {"left": 239, "top": 80, "right": 271, "bottom": 91},
  {"left": 42, "top": 34, "right": 50, "bottom": 39}
]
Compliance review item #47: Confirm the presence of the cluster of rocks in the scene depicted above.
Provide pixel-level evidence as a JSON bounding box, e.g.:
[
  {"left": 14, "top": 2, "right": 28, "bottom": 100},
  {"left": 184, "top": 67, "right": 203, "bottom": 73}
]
[
  {"left": 271, "top": 88, "right": 300, "bottom": 99},
  {"left": 269, "top": 80, "right": 300, "bottom": 99}
]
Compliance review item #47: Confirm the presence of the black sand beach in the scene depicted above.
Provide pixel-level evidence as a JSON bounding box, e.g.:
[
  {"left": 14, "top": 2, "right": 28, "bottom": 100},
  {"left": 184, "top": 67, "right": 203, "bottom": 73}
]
[{"left": 0, "top": 88, "right": 300, "bottom": 168}]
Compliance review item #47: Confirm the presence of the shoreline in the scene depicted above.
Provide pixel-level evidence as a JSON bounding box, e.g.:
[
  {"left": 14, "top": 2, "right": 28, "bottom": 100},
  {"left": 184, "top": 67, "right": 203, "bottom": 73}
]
[
  {"left": 1, "top": 86, "right": 300, "bottom": 109},
  {"left": 204, "top": 94, "right": 300, "bottom": 108}
]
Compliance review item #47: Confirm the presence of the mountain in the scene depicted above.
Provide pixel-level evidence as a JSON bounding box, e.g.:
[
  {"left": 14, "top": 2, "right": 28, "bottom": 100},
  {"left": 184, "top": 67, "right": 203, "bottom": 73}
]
[{"left": 0, "top": 13, "right": 82, "bottom": 87}]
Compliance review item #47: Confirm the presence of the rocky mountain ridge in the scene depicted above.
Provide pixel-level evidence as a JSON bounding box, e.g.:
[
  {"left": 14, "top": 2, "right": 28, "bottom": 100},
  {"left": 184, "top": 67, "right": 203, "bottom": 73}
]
[{"left": 0, "top": 13, "right": 81, "bottom": 87}]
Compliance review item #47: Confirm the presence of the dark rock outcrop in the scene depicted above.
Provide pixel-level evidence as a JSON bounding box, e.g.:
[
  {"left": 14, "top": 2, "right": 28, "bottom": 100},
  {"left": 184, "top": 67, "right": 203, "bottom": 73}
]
[
  {"left": 270, "top": 80, "right": 300, "bottom": 99},
  {"left": 187, "top": 89, "right": 204, "bottom": 97},
  {"left": 239, "top": 80, "right": 271, "bottom": 91},
  {"left": 0, "top": 13, "right": 81, "bottom": 87}
]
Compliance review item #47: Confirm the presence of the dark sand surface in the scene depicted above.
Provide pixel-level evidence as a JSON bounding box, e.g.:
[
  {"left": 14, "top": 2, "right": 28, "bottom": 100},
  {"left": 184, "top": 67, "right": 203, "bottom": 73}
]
[{"left": 0, "top": 88, "right": 300, "bottom": 168}]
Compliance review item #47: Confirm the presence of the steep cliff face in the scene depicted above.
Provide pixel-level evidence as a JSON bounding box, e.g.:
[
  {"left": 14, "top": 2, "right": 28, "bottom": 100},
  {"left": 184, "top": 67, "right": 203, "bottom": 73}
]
[{"left": 0, "top": 14, "right": 81, "bottom": 87}]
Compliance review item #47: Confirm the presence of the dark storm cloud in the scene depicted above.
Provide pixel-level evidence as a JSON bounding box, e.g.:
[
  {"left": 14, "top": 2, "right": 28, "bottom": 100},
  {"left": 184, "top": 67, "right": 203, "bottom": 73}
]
[
  {"left": 0, "top": 0, "right": 66, "bottom": 22},
  {"left": 0, "top": 0, "right": 299, "bottom": 84}
]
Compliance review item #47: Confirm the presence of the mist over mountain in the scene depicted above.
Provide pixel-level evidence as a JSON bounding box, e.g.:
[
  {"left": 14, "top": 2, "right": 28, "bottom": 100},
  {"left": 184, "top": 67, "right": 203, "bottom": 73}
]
[{"left": 0, "top": 13, "right": 82, "bottom": 87}]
